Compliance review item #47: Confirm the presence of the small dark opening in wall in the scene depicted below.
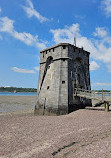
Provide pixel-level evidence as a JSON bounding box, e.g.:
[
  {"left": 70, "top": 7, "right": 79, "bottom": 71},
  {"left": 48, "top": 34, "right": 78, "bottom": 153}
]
[
  {"left": 49, "top": 49, "right": 50, "bottom": 52},
  {"left": 53, "top": 48, "right": 54, "bottom": 52},
  {"left": 62, "top": 81, "right": 65, "bottom": 84},
  {"left": 63, "top": 59, "right": 65, "bottom": 61},
  {"left": 48, "top": 65, "right": 50, "bottom": 69},
  {"left": 43, "top": 53, "right": 44, "bottom": 58},
  {"left": 46, "top": 51, "right": 47, "bottom": 54},
  {"left": 47, "top": 86, "right": 50, "bottom": 90},
  {"left": 63, "top": 45, "right": 66, "bottom": 49}
]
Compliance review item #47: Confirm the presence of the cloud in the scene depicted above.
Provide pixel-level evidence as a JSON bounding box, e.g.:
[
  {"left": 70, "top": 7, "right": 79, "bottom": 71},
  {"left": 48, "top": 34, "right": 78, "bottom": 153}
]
[
  {"left": 11, "top": 67, "right": 36, "bottom": 74},
  {"left": 101, "top": 0, "right": 111, "bottom": 17},
  {"left": 93, "top": 82, "right": 111, "bottom": 86},
  {"left": 22, "top": 0, "right": 49, "bottom": 23},
  {"left": 74, "top": 15, "right": 85, "bottom": 19},
  {"left": 0, "top": 17, "right": 14, "bottom": 32},
  {"left": 93, "top": 27, "right": 108, "bottom": 38},
  {"left": 50, "top": 24, "right": 80, "bottom": 44},
  {"left": 0, "top": 16, "right": 46, "bottom": 49},
  {"left": 0, "top": 7, "right": 2, "bottom": 13},
  {"left": 0, "top": 35, "right": 2, "bottom": 39},
  {"left": 35, "top": 55, "right": 40, "bottom": 62},
  {"left": 90, "top": 61, "right": 100, "bottom": 71},
  {"left": 34, "top": 66, "right": 39, "bottom": 71},
  {"left": 107, "top": 64, "right": 111, "bottom": 72},
  {"left": 50, "top": 24, "right": 111, "bottom": 72}
]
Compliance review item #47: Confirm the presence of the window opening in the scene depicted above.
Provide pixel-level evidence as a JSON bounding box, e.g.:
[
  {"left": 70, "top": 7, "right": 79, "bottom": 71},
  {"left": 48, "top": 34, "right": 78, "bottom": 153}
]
[
  {"left": 78, "top": 74, "right": 80, "bottom": 84},
  {"left": 62, "top": 81, "right": 65, "bottom": 84},
  {"left": 47, "top": 86, "right": 49, "bottom": 90},
  {"left": 63, "top": 45, "right": 66, "bottom": 49}
]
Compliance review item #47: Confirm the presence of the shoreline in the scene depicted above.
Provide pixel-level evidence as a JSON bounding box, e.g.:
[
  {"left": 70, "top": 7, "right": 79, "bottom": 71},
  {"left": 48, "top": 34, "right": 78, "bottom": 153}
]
[
  {"left": 0, "top": 95, "right": 110, "bottom": 116},
  {"left": 0, "top": 92, "right": 37, "bottom": 97},
  {"left": 0, "top": 96, "right": 36, "bottom": 114}
]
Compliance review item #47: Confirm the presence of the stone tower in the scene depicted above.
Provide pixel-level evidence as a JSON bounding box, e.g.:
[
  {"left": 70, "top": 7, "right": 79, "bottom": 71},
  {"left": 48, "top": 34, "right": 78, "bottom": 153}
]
[{"left": 35, "top": 43, "right": 92, "bottom": 115}]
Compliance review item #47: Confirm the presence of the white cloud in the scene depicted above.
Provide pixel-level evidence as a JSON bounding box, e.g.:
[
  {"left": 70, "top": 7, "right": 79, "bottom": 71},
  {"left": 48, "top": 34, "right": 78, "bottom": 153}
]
[
  {"left": 50, "top": 24, "right": 80, "bottom": 44},
  {"left": 11, "top": 67, "right": 36, "bottom": 74},
  {"left": 0, "top": 35, "right": 2, "bottom": 39},
  {"left": 0, "top": 7, "right": 2, "bottom": 13},
  {"left": 0, "top": 16, "right": 46, "bottom": 50},
  {"left": 22, "top": 0, "right": 49, "bottom": 23},
  {"left": 0, "top": 17, "right": 14, "bottom": 32},
  {"left": 74, "top": 15, "right": 85, "bottom": 19},
  {"left": 93, "top": 82, "right": 111, "bottom": 86},
  {"left": 101, "top": 0, "right": 111, "bottom": 17},
  {"left": 35, "top": 55, "right": 40, "bottom": 62},
  {"left": 34, "top": 66, "right": 39, "bottom": 71},
  {"left": 90, "top": 61, "right": 100, "bottom": 71},
  {"left": 93, "top": 27, "right": 108, "bottom": 38},
  {"left": 107, "top": 64, "right": 111, "bottom": 72},
  {"left": 50, "top": 24, "right": 111, "bottom": 72}
]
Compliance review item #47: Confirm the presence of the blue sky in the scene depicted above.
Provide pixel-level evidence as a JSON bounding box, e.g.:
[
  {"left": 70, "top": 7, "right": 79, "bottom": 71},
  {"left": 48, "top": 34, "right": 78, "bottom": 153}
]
[{"left": 0, "top": 0, "right": 111, "bottom": 89}]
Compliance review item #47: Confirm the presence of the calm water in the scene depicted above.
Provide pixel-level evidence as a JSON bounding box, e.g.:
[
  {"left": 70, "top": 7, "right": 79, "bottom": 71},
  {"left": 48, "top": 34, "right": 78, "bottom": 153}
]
[{"left": 0, "top": 92, "right": 37, "bottom": 96}]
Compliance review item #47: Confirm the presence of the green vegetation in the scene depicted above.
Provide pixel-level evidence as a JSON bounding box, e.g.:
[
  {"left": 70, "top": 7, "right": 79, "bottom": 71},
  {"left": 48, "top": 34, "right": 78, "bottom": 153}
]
[
  {"left": 0, "top": 87, "right": 37, "bottom": 92},
  {"left": 92, "top": 90, "right": 111, "bottom": 92}
]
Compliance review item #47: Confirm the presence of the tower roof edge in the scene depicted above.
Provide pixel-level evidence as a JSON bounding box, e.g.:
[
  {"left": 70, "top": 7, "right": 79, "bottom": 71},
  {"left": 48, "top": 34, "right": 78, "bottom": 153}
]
[{"left": 40, "top": 43, "right": 90, "bottom": 54}]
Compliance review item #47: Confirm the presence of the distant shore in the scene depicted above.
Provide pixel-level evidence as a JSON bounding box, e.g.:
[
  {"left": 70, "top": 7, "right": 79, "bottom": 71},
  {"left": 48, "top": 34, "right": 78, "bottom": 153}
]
[{"left": 0, "top": 87, "right": 37, "bottom": 93}]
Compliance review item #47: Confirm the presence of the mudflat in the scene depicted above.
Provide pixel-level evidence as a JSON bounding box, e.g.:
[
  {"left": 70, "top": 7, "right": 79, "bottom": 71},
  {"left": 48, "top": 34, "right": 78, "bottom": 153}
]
[
  {"left": 0, "top": 96, "right": 36, "bottom": 115},
  {"left": 0, "top": 108, "right": 111, "bottom": 158}
]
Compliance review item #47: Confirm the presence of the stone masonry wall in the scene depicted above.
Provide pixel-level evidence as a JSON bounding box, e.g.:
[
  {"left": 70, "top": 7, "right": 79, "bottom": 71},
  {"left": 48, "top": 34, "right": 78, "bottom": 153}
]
[
  {"left": 36, "top": 44, "right": 69, "bottom": 115},
  {"left": 35, "top": 43, "right": 92, "bottom": 115}
]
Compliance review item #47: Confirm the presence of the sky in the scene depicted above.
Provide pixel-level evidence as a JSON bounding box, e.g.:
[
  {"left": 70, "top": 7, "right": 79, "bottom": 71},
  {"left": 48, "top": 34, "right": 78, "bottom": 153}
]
[{"left": 0, "top": 0, "right": 111, "bottom": 89}]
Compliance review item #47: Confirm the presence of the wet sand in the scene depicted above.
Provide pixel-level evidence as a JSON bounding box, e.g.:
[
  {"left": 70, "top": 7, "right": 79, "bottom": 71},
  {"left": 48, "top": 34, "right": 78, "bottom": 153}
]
[{"left": 0, "top": 96, "right": 37, "bottom": 115}]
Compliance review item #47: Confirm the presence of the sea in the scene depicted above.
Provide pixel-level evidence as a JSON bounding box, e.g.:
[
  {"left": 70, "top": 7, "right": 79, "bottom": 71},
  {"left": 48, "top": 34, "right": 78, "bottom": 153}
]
[{"left": 0, "top": 92, "right": 37, "bottom": 96}]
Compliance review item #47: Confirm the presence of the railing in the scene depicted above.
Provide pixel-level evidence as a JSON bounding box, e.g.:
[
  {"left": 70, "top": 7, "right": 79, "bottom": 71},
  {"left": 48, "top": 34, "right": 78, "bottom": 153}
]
[{"left": 74, "top": 88, "right": 111, "bottom": 102}]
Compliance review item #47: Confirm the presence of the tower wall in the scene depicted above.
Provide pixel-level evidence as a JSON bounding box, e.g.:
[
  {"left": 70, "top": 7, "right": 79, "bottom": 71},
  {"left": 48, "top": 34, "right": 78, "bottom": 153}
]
[
  {"left": 67, "top": 45, "right": 91, "bottom": 113},
  {"left": 36, "top": 44, "right": 69, "bottom": 115}
]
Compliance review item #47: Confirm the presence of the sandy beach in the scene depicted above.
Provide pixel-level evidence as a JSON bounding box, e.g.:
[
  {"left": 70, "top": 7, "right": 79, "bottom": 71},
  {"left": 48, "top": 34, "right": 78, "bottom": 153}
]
[{"left": 0, "top": 96, "right": 111, "bottom": 158}]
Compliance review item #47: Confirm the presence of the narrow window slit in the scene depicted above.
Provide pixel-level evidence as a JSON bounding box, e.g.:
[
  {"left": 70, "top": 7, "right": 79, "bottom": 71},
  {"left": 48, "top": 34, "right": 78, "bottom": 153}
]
[{"left": 47, "top": 86, "right": 50, "bottom": 90}]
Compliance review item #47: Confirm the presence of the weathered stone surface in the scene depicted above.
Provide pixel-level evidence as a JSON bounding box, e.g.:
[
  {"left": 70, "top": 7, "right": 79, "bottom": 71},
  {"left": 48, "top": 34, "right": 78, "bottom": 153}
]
[{"left": 35, "top": 43, "right": 92, "bottom": 115}]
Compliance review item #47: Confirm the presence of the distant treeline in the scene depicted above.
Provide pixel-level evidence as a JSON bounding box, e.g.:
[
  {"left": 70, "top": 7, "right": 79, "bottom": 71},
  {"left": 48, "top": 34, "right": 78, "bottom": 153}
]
[
  {"left": 0, "top": 87, "right": 37, "bottom": 92},
  {"left": 92, "top": 90, "right": 111, "bottom": 92}
]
